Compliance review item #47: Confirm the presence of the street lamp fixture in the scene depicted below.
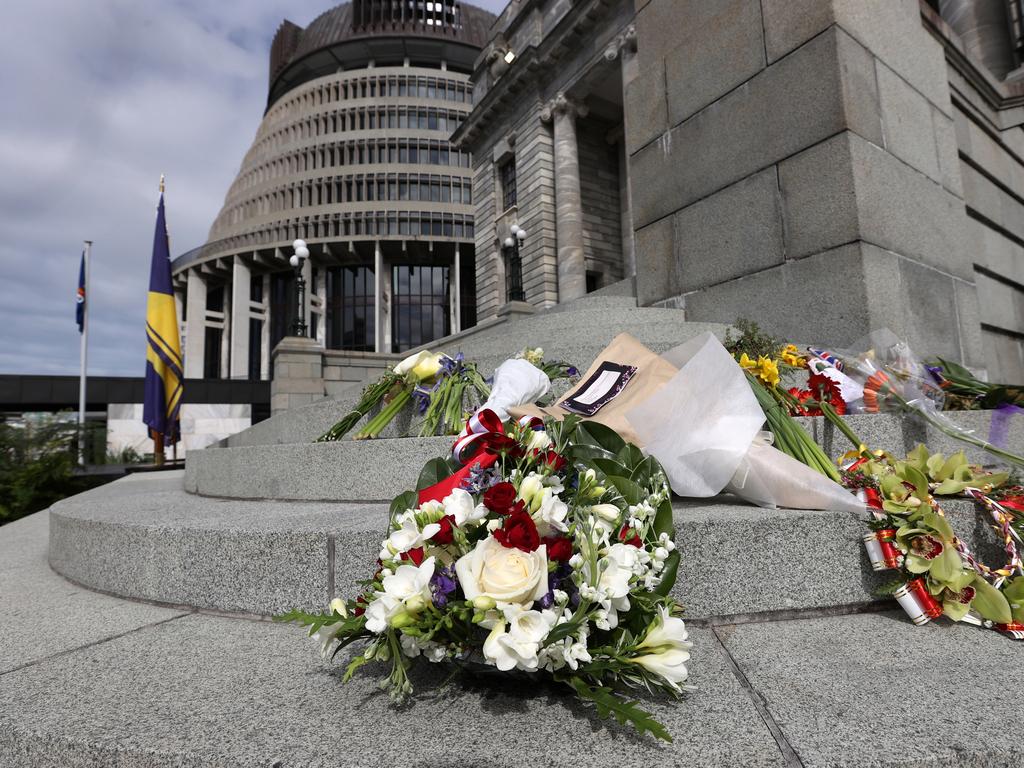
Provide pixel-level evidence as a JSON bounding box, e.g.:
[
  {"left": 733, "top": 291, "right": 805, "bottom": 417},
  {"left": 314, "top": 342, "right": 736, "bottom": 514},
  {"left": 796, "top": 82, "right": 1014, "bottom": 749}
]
[
  {"left": 503, "top": 224, "right": 527, "bottom": 303},
  {"left": 290, "top": 239, "right": 309, "bottom": 337}
]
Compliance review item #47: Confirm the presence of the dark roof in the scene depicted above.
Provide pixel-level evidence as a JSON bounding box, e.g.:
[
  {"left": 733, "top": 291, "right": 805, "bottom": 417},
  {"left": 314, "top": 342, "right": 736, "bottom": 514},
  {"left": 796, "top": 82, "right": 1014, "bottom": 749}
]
[{"left": 269, "top": 1, "right": 495, "bottom": 102}]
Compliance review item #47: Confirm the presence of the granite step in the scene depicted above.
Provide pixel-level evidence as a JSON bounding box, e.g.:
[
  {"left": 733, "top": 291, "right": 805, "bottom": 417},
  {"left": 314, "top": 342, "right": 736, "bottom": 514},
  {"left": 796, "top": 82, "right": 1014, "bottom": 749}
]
[
  {"left": 48, "top": 472, "right": 1004, "bottom": 619},
  {"left": 6, "top": 512, "right": 1023, "bottom": 767},
  {"left": 193, "top": 408, "right": 1024, "bottom": 500}
]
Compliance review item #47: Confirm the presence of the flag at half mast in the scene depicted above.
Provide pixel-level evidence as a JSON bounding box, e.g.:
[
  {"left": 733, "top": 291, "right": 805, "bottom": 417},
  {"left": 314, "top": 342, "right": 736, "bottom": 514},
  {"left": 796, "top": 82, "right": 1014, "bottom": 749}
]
[{"left": 143, "top": 183, "right": 183, "bottom": 445}]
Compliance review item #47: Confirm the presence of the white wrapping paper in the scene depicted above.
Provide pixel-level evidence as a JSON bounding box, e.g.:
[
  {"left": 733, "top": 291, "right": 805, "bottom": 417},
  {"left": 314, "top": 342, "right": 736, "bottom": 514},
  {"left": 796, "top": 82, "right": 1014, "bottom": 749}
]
[
  {"left": 627, "top": 332, "right": 865, "bottom": 512},
  {"left": 479, "top": 359, "right": 551, "bottom": 420}
]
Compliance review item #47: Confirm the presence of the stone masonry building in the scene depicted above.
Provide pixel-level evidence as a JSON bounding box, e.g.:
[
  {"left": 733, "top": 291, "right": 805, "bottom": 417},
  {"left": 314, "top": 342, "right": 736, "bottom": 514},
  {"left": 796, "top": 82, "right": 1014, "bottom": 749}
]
[
  {"left": 171, "top": 0, "right": 495, "bottom": 389},
  {"left": 455, "top": 0, "right": 1024, "bottom": 382}
]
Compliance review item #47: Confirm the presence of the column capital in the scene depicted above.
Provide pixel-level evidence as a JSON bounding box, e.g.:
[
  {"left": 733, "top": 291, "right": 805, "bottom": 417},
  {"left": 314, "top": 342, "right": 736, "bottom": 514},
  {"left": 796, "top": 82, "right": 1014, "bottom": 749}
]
[
  {"left": 540, "top": 92, "right": 589, "bottom": 124},
  {"left": 602, "top": 24, "right": 637, "bottom": 62}
]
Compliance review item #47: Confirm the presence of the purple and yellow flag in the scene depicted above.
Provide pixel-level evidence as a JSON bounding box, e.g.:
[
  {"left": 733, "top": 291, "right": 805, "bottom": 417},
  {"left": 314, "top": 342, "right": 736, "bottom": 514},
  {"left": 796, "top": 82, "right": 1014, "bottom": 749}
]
[
  {"left": 142, "top": 192, "right": 183, "bottom": 444},
  {"left": 75, "top": 251, "right": 86, "bottom": 332}
]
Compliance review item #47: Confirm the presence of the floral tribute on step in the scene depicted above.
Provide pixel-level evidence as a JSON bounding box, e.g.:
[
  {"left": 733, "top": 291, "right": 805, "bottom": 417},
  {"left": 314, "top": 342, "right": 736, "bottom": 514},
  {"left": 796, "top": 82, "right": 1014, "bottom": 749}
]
[{"left": 281, "top": 411, "right": 690, "bottom": 742}]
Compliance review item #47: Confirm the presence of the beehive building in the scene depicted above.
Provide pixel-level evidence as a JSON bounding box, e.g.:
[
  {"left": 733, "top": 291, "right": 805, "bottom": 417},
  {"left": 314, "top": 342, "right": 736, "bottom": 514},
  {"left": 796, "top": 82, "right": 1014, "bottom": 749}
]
[{"left": 172, "top": 0, "right": 495, "bottom": 380}]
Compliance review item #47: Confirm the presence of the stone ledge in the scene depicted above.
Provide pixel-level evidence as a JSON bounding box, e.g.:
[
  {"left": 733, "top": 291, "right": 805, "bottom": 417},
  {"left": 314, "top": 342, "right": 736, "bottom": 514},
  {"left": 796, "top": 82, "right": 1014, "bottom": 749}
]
[{"left": 47, "top": 473, "right": 1005, "bottom": 618}]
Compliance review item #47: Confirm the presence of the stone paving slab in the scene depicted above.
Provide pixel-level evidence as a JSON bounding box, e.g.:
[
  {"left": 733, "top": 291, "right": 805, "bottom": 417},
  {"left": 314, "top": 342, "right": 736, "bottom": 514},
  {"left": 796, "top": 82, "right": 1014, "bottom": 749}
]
[
  {"left": 718, "top": 612, "right": 1024, "bottom": 767},
  {"left": 0, "top": 512, "right": 188, "bottom": 676},
  {"left": 0, "top": 614, "right": 784, "bottom": 768}
]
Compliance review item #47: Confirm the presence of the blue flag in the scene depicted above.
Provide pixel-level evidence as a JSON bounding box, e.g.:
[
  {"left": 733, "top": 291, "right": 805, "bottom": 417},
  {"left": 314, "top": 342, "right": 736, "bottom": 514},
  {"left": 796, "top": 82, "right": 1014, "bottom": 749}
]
[
  {"left": 76, "top": 251, "right": 86, "bottom": 333},
  {"left": 142, "top": 193, "right": 184, "bottom": 444}
]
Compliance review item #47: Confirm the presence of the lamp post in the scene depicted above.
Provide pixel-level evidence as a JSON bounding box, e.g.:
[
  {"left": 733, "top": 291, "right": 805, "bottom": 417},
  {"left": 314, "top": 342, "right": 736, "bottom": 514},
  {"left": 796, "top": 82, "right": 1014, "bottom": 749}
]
[
  {"left": 503, "top": 224, "right": 527, "bottom": 303},
  {"left": 290, "top": 239, "right": 309, "bottom": 337}
]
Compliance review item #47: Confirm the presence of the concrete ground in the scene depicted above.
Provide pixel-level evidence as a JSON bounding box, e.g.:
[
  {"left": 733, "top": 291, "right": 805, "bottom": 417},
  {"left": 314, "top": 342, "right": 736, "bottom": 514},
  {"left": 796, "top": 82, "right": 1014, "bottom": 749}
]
[{"left": 2, "top": 511, "right": 1022, "bottom": 767}]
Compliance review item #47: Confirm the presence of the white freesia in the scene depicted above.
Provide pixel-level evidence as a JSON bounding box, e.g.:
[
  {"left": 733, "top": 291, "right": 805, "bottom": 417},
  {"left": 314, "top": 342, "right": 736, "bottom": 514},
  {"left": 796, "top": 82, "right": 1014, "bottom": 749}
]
[
  {"left": 632, "top": 606, "right": 693, "bottom": 690},
  {"left": 364, "top": 557, "right": 436, "bottom": 634},
  {"left": 517, "top": 473, "right": 544, "bottom": 508},
  {"left": 532, "top": 487, "right": 569, "bottom": 534},
  {"left": 393, "top": 350, "right": 443, "bottom": 381},
  {"left": 443, "top": 488, "right": 487, "bottom": 526},
  {"left": 329, "top": 597, "right": 348, "bottom": 617},
  {"left": 597, "top": 543, "right": 645, "bottom": 624},
  {"left": 590, "top": 503, "right": 621, "bottom": 523},
  {"left": 526, "top": 429, "right": 552, "bottom": 452},
  {"left": 482, "top": 609, "right": 559, "bottom": 671},
  {"left": 455, "top": 537, "right": 549, "bottom": 607},
  {"left": 400, "top": 633, "right": 446, "bottom": 662},
  {"left": 310, "top": 623, "right": 343, "bottom": 658},
  {"left": 379, "top": 516, "right": 441, "bottom": 561}
]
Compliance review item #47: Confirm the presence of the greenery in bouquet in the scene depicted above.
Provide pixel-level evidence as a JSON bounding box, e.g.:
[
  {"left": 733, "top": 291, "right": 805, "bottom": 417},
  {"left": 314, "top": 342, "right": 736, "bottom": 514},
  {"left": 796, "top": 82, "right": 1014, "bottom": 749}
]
[
  {"left": 845, "top": 444, "right": 1024, "bottom": 634},
  {"left": 282, "top": 414, "right": 690, "bottom": 741},
  {"left": 317, "top": 349, "right": 579, "bottom": 443},
  {"left": 926, "top": 357, "right": 1024, "bottom": 411}
]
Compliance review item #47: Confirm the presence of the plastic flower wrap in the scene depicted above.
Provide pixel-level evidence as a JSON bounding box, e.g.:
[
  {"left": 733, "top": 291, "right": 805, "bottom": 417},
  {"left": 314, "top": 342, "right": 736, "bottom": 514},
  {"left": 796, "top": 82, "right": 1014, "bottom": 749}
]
[{"left": 283, "top": 412, "right": 690, "bottom": 741}]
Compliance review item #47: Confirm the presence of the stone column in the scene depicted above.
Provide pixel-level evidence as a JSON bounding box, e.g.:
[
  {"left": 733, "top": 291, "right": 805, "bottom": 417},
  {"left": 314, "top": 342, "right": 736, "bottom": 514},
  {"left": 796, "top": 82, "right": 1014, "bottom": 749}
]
[
  {"left": 184, "top": 268, "right": 207, "bottom": 379},
  {"left": 451, "top": 243, "right": 462, "bottom": 333},
  {"left": 542, "top": 94, "right": 589, "bottom": 303},
  {"left": 229, "top": 256, "right": 251, "bottom": 379}
]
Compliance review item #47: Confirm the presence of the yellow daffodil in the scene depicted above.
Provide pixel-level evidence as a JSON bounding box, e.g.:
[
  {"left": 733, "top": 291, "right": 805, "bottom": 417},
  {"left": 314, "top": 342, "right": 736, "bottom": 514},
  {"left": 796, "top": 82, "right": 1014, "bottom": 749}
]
[
  {"left": 756, "top": 356, "right": 780, "bottom": 387},
  {"left": 780, "top": 344, "right": 805, "bottom": 367},
  {"left": 738, "top": 353, "right": 757, "bottom": 372}
]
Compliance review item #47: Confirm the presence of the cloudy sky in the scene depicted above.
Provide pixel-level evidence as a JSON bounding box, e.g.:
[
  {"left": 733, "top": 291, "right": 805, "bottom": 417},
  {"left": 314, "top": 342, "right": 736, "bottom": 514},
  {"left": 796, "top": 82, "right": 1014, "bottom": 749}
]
[{"left": 0, "top": 0, "right": 504, "bottom": 376}]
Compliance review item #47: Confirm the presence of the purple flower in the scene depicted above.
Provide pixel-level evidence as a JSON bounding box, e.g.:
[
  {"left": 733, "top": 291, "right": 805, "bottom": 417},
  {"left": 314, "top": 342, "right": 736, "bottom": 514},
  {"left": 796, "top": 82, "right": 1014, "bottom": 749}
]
[
  {"left": 567, "top": 366, "right": 579, "bottom": 378},
  {"left": 459, "top": 462, "right": 501, "bottom": 493},
  {"left": 430, "top": 565, "right": 457, "bottom": 608},
  {"left": 538, "top": 591, "right": 554, "bottom": 609}
]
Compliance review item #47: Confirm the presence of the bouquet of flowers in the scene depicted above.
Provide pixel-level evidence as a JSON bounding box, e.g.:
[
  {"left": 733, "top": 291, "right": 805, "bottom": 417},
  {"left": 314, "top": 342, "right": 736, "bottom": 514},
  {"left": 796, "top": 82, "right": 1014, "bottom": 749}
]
[
  {"left": 845, "top": 445, "right": 1024, "bottom": 639},
  {"left": 317, "top": 349, "right": 579, "bottom": 443},
  {"left": 281, "top": 410, "right": 691, "bottom": 741}
]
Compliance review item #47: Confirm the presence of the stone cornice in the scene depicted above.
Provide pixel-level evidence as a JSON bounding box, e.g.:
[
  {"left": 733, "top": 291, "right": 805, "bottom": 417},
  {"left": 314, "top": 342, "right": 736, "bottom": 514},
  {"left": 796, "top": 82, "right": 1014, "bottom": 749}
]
[
  {"left": 919, "top": 1, "right": 1024, "bottom": 128},
  {"left": 451, "top": 0, "right": 624, "bottom": 149}
]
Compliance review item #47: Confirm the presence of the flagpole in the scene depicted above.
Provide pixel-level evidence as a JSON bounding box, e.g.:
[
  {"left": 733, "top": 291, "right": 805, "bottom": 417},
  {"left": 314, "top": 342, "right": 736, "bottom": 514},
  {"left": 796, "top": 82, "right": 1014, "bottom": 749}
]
[{"left": 78, "top": 240, "right": 92, "bottom": 466}]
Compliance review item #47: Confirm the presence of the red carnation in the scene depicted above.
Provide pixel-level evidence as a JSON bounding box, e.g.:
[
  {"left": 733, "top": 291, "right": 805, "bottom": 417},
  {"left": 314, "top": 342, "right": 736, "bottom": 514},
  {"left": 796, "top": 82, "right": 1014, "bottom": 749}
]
[
  {"left": 617, "top": 525, "right": 642, "bottom": 548},
  {"left": 542, "top": 535, "right": 573, "bottom": 562},
  {"left": 535, "top": 449, "right": 567, "bottom": 473},
  {"left": 431, "top": 515, "right": 456, "bottom": 545},
  {"left": 401, "top": 547, "right": 425, "bottom": 566},
  {"left": 493, "top": 509, "right": 541, "bottom": 552},
  {"left": 484, "top": 482, "right": 517, "bottom": 513}
]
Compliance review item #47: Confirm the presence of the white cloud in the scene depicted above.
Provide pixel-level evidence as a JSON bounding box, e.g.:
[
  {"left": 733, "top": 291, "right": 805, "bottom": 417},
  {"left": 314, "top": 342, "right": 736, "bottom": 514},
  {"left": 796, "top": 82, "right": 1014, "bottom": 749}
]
[{"left": 0, "top": 0, "right": 506, "bottom": 376}]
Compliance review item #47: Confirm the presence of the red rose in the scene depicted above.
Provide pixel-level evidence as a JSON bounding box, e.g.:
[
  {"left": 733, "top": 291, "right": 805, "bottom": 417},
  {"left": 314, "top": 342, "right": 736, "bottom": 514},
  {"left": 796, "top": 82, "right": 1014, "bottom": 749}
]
[
  {"left": 617, "top": 525, "right": 642, "bottom": 548},
  {"left": 431, "top": 515, "right": 456, "bottom": 545},
  {"left": 401, "top": 547, "right": 425, "bottom": 565},
  {"left": 484, "top": 482, "right": 517, "bottom": 513},
  {"left": 493, "top": 509, "right": 541, "bottom": 552},
  {"left": 542, "top": 535, "right": 573, "bottom": 562},
  {"left": 484, "top": 433, "right": 524, "bottom": 458},
  {"left": 535, "top": 449, "right": 567, "bottom": 473}
]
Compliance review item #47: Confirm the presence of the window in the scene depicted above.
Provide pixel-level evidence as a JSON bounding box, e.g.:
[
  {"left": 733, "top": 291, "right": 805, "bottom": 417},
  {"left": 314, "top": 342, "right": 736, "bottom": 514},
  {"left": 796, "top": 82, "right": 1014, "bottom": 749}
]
[
  {"left": 248, "top": 318, "right": 263, "bottom": 380},
  {"left": 391, "top": 265, "right": 450, "bottom": 352},
  {"left": 204, "top": 327, "right": 222, "bottom": 379},
  {"left": 325, "top": 265, "right": 375, "bottom": 352},
  {"left": 500, "top": 157, "right": 517, "bottom": 211}
]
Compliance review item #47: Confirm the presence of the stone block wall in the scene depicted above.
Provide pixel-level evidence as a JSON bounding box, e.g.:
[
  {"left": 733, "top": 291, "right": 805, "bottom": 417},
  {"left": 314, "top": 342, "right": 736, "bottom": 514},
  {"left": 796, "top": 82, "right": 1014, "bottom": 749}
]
[
  {"left": 628, "top": 0, "right": 982, "bottom": 367},
  {"left": 321, "top": 349, "right": 398, "bottom": 398},
  {"left": 578, "top": 117, "right": 625, "bottom": 288}
]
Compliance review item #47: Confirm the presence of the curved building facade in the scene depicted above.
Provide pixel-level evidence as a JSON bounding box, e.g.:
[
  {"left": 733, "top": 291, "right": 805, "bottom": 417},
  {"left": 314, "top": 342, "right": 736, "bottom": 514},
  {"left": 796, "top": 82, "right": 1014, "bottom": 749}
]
[{"left": 172, "top": 0, "right": 495, "bottom": 380}]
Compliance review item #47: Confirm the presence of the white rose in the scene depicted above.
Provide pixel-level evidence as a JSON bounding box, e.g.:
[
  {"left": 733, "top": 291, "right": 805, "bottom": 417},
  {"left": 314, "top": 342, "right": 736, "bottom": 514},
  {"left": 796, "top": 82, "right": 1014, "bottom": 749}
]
[{"left": 455, "top": 537, "right": 549, "bottom": 607}]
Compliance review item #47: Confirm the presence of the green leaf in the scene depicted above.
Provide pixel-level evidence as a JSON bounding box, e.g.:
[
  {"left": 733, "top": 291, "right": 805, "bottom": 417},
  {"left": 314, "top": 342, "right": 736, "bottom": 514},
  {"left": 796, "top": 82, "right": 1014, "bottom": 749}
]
[
  {"left": 615, "top": 443, "right": 646, "bottom": 473},
  {"left": 416, "top": 457, "right": 456, "bottom": 490},
  {"left": 653, "top": 550, "right": 680, "bottom": 596},
  {"left": 389, "top": 489, "right": 418, "bottom": 517},
  {"left": 590, "top": 457, "right": 628, "bottom": 479},
  {"left": 933, "top": 479, "right": 968, "bottom": 496},
  {"left": 343, "top": 652, "right": 373, "bottom": 682},
  {"left": 565, "top": 677, "right": 673, "bottom": 743},
  {"left": 970, "top": 575, "right": 1013, "bottom": 624},
  {"left": 628, "top": 455, "right": 660, "bottom": 486},
  {"left": 605, "top": 475, "right": 645, "bottom": 506},
  {"left": 1003, "top": 576, "right": 1024, "bottom": 622},
  {"left": 653, "top": 498, "right": 674, "bottom": 539},
  {"left": 576, "top": 421, "right": 627, "bottom": 456}
]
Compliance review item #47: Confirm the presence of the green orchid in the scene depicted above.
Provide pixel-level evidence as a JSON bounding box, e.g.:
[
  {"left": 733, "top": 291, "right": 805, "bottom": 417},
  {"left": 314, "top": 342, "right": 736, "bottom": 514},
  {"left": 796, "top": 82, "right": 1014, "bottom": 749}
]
[
  {"left": 895, "top": 512, "right": 964, "bottom": 585},
  {"left": 1003, "top": 576, "right": 1024, "bottom": 623},
  {"left": 904, "top": 444, "right": 1008, "bottom": 496}
]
